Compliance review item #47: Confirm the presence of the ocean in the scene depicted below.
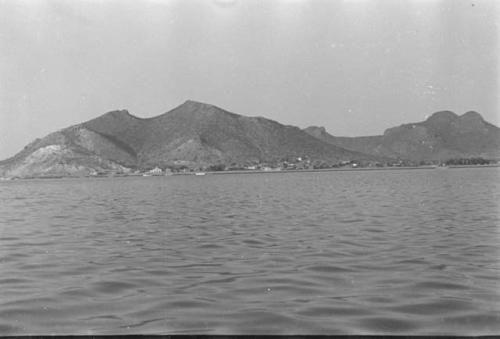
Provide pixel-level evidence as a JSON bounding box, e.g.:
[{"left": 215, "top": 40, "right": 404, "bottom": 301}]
[{"left": 0, "top": 167, "right": 499, "bottom": 335}]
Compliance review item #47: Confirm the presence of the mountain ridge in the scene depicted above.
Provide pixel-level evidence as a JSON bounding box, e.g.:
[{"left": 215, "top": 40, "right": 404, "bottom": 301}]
[
  {"left": 2, "top": 103, "right": 497, "bottom": 178},
  {"left": 304, "top": 110, "right": 500, "bottom": 162},
  {"left": 0, "top": 100, "right": 381, "bottom": 177}
]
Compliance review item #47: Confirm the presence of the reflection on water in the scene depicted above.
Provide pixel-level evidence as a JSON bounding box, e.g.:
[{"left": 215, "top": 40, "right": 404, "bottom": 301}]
[{"left": 0, "top": 168, "right": 499, "bottom": 335}]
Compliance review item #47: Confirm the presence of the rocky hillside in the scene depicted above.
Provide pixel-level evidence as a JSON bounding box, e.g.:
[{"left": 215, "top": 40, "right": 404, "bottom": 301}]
[
  {"left": 0, "top": 127, "right": 133, "bottom": 178},
  {"left": 0, "top": 100, "right": 377, "bottom": 177},
  {"left": 305, "top": 111, "right": 500, "bottom": 162}
]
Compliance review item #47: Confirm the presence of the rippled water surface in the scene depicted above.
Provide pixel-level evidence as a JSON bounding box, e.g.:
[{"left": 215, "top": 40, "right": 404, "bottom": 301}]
[{"left": 1, "top": 168, "right": 499, "bottom": 335}]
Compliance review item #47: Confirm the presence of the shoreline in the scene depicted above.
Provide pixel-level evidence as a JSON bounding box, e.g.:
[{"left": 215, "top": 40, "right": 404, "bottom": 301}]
[
  {"left": 2, "top": 164, "right": 499, "bottom": 181},
  {"left": 179, "top": 164, "right": 500, "bottom": 175}
]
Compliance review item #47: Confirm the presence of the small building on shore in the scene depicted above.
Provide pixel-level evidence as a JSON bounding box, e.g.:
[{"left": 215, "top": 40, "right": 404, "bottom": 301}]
[{"left": 148, "top": 167, "right": 163, "bottom": 175}]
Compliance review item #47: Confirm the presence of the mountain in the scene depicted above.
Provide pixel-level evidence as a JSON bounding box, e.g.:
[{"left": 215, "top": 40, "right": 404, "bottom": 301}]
[
  {"left": 0, "top": 100, "right": 377, "bottom": 178},
  {"left": 304, "top": 111, "right": 500, "bottom": 162},
  {"left": 0, "top": 127, "right": 134, "bottom": 178}
]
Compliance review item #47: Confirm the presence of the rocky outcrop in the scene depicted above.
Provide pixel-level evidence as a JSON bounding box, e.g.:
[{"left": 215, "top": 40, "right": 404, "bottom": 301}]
[{"left": 305, "top": 111, "right": 500, "bottom": 162}]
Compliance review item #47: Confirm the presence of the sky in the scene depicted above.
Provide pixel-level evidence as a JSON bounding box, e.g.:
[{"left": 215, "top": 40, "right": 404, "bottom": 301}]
[{"left": 0, "top": 0, "right": 498, "bottom": 160}]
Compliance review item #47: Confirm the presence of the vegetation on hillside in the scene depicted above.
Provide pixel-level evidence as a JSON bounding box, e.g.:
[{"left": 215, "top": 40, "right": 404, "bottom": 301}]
[{"left": 1, "top": 102, "right": 498, "bottom": 178}]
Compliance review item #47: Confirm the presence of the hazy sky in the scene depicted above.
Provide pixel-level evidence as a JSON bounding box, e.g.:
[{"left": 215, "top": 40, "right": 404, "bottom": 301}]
[{"left": 0, "top": 0, "right": 498, "bottom": 159}]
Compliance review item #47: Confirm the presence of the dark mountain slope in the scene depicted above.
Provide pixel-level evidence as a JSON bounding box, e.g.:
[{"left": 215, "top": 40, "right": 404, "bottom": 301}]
[
  {"left": 78, "top": 100, "right": 378, "bottom": 167},
  {"left": 82, "top": 110, "right": 147, "bottom": 156},
  {"left": 0, "top": 100, "right": 378, "bottom": 177},
  {"left": 136, "top": 101, "right": 366, "bottom": 165},
  {"left": 304, "top": 111, "right": 500, "bottom": 162}
]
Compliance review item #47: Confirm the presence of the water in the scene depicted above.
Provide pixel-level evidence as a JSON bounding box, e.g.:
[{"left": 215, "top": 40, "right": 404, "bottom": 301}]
[{"left": 1, "top": 168, "right": 499, "bottom": 335}]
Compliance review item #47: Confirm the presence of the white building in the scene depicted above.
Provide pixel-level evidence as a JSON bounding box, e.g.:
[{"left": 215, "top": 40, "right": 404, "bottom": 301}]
[{"left": 148, "top": 167, "right": 163, "bottom": 175}]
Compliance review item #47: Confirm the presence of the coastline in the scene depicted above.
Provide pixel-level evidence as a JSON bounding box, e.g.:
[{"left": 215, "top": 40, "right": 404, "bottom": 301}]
[
  {"left": 2, "top": 163, "right": 499, "bottom": 181},
  {"left": 177, "top": 164, "right": 500, "bottom": 176}
]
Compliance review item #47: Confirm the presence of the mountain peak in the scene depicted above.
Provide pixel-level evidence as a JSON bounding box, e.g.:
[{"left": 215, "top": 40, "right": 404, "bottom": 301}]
[
  {"left": 425, "top": 110, "right": 458, "bottom": 123},
  {"left": 173, "top": 100, "right": 224, "bottom": 115},
  {"left": 182, "top": 100, "right": 215, "bottom": 109},
  {"left": 108, "top": 109, "right": 130, "bottom": 115},
  {"left": 460, "top": 111, "right": 483, "bottom": 121},
  {"left": 99, "top": 109, "right": 140, "bottom": 120},
  {"left": 168, "top": 100, "right": 240, "bottom": 120},
  {"left": 304, "top": 126, "right": 327, "bottom": 135}
]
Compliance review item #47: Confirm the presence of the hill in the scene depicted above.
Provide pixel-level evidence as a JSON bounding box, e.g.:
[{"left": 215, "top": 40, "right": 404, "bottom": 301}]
[
  {"left": 0, "top": 101, "right": 377, "bottom": 178},
  {"left": 305, "top": 111, "right": 500, "bottom": 163}
]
